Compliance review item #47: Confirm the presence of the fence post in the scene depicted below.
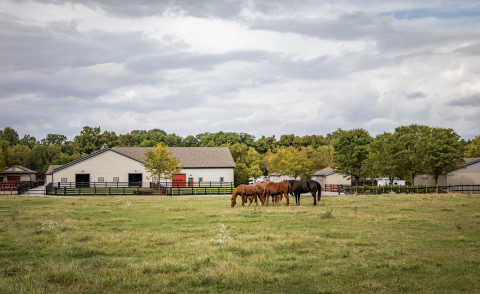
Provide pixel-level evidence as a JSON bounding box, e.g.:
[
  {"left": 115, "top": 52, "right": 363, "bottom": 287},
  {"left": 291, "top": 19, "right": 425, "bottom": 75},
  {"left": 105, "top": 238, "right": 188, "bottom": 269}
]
[{"left": 63, "top": 187, "right": 66, "bottom": 196}]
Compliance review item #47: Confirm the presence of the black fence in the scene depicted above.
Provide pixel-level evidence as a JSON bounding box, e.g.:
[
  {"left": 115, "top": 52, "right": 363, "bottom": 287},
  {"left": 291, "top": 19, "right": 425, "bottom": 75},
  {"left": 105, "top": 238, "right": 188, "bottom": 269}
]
[{"left": 45, "top": 181, "right": 236, "bottom": 196}]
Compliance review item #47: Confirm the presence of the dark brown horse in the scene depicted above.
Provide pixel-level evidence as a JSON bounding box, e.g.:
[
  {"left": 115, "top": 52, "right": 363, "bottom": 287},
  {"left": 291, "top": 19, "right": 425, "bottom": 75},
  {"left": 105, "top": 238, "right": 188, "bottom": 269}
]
[
  {"left": 231, "top": 184, "right": 258, "bottom": 207},
  {"left": 287, "top": 180, "right": 322, "bottom": 205}
]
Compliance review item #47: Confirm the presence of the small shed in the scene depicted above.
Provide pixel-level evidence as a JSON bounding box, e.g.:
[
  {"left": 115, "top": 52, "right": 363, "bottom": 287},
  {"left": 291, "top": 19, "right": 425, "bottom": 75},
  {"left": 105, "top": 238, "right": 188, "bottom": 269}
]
[
  {"left": 0, "top": 165, "right": 37, "bottom": 182},
  {"left": 311, "top": 167, "right": 350, "bottom": 187}
]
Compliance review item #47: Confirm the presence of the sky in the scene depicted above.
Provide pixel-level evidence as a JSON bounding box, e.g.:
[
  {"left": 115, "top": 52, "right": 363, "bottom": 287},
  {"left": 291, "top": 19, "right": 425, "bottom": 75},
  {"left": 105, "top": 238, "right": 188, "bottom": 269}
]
[{"left": 1, "top": 0, "right": 480, "bottom": 141}]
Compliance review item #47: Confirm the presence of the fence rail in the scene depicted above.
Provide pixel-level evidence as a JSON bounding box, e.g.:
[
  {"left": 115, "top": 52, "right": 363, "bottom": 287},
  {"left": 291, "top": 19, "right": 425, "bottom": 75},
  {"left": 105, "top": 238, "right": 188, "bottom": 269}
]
[
  {"left": 0, "top": 181, "right": 44, "bottom": 195},
  {"left": 46, "top": 181, "right": 236, "bottom": 196}
]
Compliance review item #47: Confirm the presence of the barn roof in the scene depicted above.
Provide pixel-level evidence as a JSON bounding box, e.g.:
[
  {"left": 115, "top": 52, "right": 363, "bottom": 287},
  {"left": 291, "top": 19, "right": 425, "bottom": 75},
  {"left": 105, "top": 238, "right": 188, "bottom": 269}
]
[
  {"left": 464, "top": 158, "right": 480, "bottom": 166},
  {"left": 112, "top": 147, "right": 235, "bottom": 168},
  {"left": 53, "top": 147, "right": 235, "bottom": 173},
  {"left": 312, "top": 167, "right": 337, "bottom": 176},
  {"left": 46, "top": 165, "right": 63, "bottom": 175},
  {"left": 4, "top": 165, "right": 37, "bottom": 174}
]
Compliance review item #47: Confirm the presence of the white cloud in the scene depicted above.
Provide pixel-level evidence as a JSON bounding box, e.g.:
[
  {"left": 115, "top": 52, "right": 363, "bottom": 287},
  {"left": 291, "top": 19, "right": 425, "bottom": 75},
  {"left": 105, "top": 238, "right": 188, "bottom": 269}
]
[{"left": 1, "top": 0, "right": 480, "bottom": 140}]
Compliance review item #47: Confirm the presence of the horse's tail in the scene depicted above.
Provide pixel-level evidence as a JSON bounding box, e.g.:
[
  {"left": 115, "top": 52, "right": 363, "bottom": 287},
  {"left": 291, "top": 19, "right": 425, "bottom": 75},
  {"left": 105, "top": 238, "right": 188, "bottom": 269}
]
[{"left": 316, "top": 181, "right": 322, "bottom": 201}]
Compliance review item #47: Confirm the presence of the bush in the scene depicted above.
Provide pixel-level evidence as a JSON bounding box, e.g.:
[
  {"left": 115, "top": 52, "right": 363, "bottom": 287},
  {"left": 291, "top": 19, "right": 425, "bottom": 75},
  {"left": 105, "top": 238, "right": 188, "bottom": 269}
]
[{"left": 344, "top": 185, "right": 443, "bottom": 195}]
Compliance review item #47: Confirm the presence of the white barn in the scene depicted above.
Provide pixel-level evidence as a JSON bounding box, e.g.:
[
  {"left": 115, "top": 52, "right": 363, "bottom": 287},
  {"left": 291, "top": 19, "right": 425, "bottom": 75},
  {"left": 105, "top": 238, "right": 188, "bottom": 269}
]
[
  {"left": 50, "top": 147, "right": 235, "bottom": 187},
  {"left": 414, "top": 158, "right": 480, "bottom": 186}
]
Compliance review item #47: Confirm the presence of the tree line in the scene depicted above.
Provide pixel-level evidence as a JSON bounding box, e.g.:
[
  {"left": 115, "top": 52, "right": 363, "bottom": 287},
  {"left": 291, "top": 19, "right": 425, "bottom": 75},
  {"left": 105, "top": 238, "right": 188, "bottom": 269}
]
[{"left": 0, "top": 125, "right": 479, "bottom": 185}]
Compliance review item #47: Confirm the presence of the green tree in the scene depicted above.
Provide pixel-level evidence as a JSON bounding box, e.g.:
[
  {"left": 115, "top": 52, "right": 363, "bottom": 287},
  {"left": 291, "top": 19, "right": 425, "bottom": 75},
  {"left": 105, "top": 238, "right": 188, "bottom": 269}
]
[
  {"left": 464, "top": 135, "right": 480, "bottom": 158},
  {"left": 266, "top": 146, "right": 313, "bottom": 180},
  {"left": 29, "top": 145, "right": 62, "bottom": 171},
  {"left": 362, "top": 132, "right": 398, "bottom": 186},
  {"left": 245, "top": 147, "right": 263, "bottom": 179},
  {"left": 41, "top": 134, "right": 68, "bottom": 146},
  {"left": 303, "top": 146, "right": 331, "bottom": 173},
  {"left": 118, "top": 134, "right": 136, "bottom": 147},
  {"left": 182, "top": 135, "right": 199, "bottom": 147},
  {"left": 138, "top": 139, "right": 157, "bottom": 147},
  {"left": 73, "top": 126, "right": 101, "bottom": 154},
  {"left": 234, "top": 162, "right": 249, "bottom": 184},
  {"left": 255, "top": 135, "right": 277, "bottom": 154},
  {"left": 7, "top": 145, "right": 31, "bottom": 167},
  {"left": 99, "top": 131, "right": 119, "bottom": 148},
  {"left": 391, "top": 125, "right": 431, "bottom": 185},
  {"left": 20, "top": 135, "right": 38, "bottom": 148},
  {"left": 0, "top": 145, "right": 5, "bottom": 172},
  {"left": 0, "top": 127, "right": 20, "bottom": 146},
  {"left": 417, "top": 127, "right": 464, "bottom": 185},
  {"left": 141, "top": 144, "right": 182, "bottom": 187},
  {"left": 163, "top": 133, "right": 182, "bottom": 146},
  {"left": 332, "top": 129, "right": 372, "bottom": 185},
  {"left": 228, "top": 143, "right": 249, "bottom": 163}
]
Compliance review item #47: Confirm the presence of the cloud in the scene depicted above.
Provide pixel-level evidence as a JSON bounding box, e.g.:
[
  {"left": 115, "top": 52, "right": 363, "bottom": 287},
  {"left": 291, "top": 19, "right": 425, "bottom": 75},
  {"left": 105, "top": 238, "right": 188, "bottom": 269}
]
[
  {"left": 1, "top": 0, "right": 480, "bottom": 141},
  {"left": 449, "top": 94, "right": 480, "bottom": 107}
]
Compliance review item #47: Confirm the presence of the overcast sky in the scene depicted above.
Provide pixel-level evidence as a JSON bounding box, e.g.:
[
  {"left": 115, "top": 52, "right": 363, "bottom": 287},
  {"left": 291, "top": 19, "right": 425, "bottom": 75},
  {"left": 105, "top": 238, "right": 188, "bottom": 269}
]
[{"left": 1, "top": 0, "right": 480, "bottom": 141}]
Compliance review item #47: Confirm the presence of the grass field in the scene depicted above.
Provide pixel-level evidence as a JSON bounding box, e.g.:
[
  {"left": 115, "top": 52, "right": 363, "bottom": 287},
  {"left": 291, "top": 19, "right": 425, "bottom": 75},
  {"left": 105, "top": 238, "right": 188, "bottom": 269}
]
[{"left": 1, "top": 193, "right": 479, "bottom": 293}]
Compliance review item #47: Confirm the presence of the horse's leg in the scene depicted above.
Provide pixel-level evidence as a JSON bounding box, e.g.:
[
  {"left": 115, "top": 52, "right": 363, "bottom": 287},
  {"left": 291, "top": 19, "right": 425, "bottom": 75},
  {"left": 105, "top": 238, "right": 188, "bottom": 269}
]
[
  {"left": 241, "top": 195, "right": 246, "bottom": 206},
  {"left": 285, "top": 191, "right": 290, "bottom": 206},
  {"left": 312, "top": 191, "right": 317, "bottom": 205}
]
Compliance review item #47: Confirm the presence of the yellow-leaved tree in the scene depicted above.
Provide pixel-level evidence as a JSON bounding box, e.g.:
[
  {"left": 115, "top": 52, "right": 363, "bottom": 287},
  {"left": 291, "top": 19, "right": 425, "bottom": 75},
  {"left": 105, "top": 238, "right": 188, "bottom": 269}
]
[{"left": 141, "top": 144, "right": 182, "bottom": 194}]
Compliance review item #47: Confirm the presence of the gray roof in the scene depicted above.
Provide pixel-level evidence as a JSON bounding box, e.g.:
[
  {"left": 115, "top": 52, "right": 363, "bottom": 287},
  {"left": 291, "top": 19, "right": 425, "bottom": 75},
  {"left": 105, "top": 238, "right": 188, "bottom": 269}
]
[
  {"left": 464, "top": 158, "right": 480, "bottom": 166},
  {"left": 312, "top": 167, "right": 337, "bottom": 176},
  {"left": 46, "top": 165, "right": 63, "bottom": 175},
  {"left": 4, "top": 165, "right": 37, "bottom": 174},
  {"left": 53, "top": 147, "right": 235, "bottom": 172},
  {"left": 112, "top": 147, "right": 235, "bottom": 168}
]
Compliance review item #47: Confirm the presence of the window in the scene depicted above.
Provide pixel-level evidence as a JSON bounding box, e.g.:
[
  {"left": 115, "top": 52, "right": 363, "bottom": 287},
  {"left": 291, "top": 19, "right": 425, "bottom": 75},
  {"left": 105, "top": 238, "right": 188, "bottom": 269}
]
[
  {"left": 220, "top": 177, "right": 224, "bottom": 182},
  {"left": 198, "top": 177, "right": 203, "bottom": 182}
]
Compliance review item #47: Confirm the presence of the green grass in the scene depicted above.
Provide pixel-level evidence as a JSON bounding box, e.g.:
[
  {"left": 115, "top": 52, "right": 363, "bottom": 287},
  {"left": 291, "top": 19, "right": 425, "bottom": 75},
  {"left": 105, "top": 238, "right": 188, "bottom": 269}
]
[
  {"left": 1, "top": 194, "right": 480, "bottom": 293},
  {"left": 47, "top": 187, "right": 235, "bottom": 196}
]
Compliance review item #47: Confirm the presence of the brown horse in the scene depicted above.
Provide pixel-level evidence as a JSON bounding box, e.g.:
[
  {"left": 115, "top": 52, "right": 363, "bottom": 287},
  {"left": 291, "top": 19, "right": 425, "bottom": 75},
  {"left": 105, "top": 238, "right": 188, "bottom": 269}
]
[
  {"left": 264, "top": 181, "right": 291, "bottom": 206},
  {"left": 231, "top": 184, "right": 258, "bottom": 207},
  {"left": 252, "top": 183, "right": 267, "bottom": 205}
]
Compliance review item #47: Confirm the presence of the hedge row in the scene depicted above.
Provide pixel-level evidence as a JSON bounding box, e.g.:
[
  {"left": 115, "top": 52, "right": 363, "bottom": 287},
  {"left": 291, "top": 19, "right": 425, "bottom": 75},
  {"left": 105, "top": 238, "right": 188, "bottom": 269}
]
[{"left": 344, "top": 185, "right": 442, "bottom": 194}]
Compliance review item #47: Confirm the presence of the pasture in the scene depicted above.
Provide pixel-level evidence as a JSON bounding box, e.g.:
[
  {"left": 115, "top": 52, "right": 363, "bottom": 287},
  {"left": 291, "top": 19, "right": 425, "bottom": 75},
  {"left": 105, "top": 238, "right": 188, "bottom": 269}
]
[{"left": 1, "top": 193, "right": 479, "bottom": 293}]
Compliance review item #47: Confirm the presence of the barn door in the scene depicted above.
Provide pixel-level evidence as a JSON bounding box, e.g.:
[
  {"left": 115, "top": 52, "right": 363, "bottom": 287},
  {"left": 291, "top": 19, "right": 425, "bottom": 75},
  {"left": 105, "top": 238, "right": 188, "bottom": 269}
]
[
  {"left": 173, "top": 174, "right": 186, "bottom": 187},
  {"left": 128, "top": 173, "right": 142, "bottom": 187},
  {"left": 76, "top": 174, "right": 90, "bottom": 188},
  {"left": 7, "top": 176, "right": 21, "bottom": 182}
]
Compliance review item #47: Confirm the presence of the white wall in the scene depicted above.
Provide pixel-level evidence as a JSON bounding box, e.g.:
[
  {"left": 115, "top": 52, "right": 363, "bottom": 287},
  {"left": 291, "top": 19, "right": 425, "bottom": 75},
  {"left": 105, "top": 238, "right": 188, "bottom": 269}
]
[
  {"left": 52, "top": 150, "right": 235, "bottom": 186},
  {"left": 53, "top": 150, "right": 147, "bottom": 185},
  {"left": 182, "top": 168, "right": 234, "bottom": 183}
]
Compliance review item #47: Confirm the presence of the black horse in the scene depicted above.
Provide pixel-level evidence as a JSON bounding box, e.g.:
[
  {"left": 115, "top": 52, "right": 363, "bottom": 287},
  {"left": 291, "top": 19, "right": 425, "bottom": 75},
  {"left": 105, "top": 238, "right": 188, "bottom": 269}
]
[{"left": 286, "top": 180, "right": 322, "bottom": 205}]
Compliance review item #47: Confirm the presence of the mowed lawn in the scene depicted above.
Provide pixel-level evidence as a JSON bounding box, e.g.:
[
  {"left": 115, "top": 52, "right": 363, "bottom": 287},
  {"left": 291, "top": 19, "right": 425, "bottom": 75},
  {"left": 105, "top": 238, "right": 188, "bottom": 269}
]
[{"left": 1, "top": 193, "right": 479, "bottom": 293}]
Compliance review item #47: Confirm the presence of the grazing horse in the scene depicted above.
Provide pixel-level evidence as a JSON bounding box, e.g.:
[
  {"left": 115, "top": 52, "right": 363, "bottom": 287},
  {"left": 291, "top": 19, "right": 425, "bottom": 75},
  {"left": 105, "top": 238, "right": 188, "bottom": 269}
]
[
  {"left": 264, "top": 181, "right": 291, "bottom": 206},
  {"left": 252, "top": 183, "right": 267, "bottom": 205},
  {"left": 231, "top": 185, "right": 258, "bottom": 207},
  {"left": 287, "top": 180, "right": 322, "bottom": 205}
]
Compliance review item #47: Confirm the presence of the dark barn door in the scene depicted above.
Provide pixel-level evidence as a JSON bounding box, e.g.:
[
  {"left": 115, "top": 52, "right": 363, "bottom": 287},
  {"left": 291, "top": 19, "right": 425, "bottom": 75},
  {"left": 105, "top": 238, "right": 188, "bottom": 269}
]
[
  {"left": 128, "top": 173, "right": 142, "bottom": 187},
  {"left": 76, "top": 174, "right": 90, "bottom": 188}
]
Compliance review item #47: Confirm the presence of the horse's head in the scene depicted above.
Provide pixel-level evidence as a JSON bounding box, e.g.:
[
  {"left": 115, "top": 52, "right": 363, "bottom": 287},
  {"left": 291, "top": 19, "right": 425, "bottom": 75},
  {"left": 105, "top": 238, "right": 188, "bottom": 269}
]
[{"left": 231, "top": 196, "right": 236, "bottom": 207}]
